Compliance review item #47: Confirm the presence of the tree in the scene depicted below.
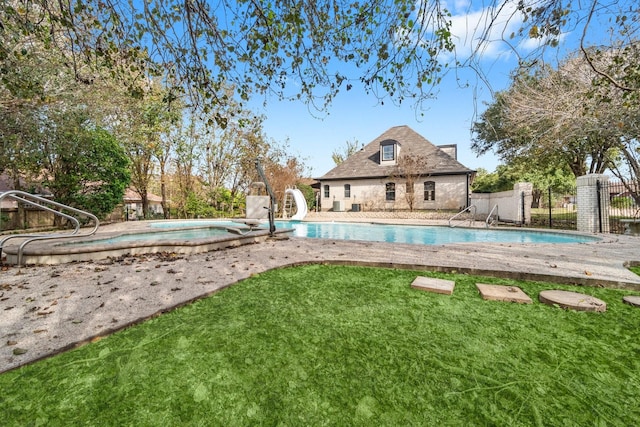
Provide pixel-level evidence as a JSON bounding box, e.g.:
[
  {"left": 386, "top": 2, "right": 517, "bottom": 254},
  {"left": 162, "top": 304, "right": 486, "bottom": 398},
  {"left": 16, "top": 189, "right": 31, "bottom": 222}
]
[
  {"left": 40, "top": 112, "right": 130, "bottom": 219},
  {"left": 4, "top": 0, "right": 640, "bottom": 122},
  {"left": 1, "top": 0, "right": 461, "bottom": 117},
  {"left": 296, "top": 183, "right": 317, "bottom": 211},
  {"left": 202, "top": 113, "right": 270, "bottom": 214},
  {"left": 393, "top": 153, "right": 429, "bottom": 211},
  {"left": 331, "top": 139, "right": 361, "bottom": 165},
  {"left": 471, "top": 162, "right": 574, "bottom": 207},
  {"left": 112, "top": 83, "right": 181, "bottom": 218},
  {"left": 472, "top": 54, "right": 623, "bottom": 177},
  {"left": 473, "top": 46, "right": 640, "bottom": 203}
]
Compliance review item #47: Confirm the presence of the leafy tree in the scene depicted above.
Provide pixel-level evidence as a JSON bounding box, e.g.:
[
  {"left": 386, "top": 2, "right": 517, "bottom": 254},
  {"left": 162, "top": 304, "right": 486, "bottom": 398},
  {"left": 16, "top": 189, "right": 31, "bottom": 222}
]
[
  {"left": 296, "top": 183, "right": 317, "bottom": 211},
  {"left": 4, "top": 0, "right": 639, "bottom": 121},
  {"left": 1, "top": 0, "right": 460, "bottom": 117},
  {"left": 41, "top": 112, "right": 130, "bottom": 219},
  {"left": 112, "top": 83, "right": 181, "bottom": 218},
  {"left": 202, "top": 113, "right": 270, "bottom": 214},
  {"left": 473, "top": 55, "right": 622, "bottom": 177},
  {"left": 172, "top": 122, "right": 202, "bottom": 219},
  {"left": 472, "top": 162, "right": 574, "bottom": 207},
  {"left": 473, "top": 46, "right": 640, "bottom": 203},
  {"left": 254, "top": 143, "right": 309, "bottom": 215},
  {"left": 471, "top": 168, "right": 513, "bottom": 194},
  {"left": 331, "top": 139, "right": 361, "bottom": 165}
]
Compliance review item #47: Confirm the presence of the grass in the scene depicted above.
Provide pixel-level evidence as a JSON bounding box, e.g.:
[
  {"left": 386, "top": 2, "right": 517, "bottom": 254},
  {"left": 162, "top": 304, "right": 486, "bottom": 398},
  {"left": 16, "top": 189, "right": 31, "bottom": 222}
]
[{"left": 2, "top": 265, "right": 640, "bottom": 426}]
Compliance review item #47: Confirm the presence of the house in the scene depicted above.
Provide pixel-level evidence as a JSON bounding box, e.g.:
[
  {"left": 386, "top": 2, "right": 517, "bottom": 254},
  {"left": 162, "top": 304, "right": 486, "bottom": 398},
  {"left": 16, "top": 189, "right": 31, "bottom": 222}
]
[
  {"left": 123, "top": 188, "right": 165, "bottom": 219},
  {"left": 317, "top": 125, "right": 475, "bottom": 212}
]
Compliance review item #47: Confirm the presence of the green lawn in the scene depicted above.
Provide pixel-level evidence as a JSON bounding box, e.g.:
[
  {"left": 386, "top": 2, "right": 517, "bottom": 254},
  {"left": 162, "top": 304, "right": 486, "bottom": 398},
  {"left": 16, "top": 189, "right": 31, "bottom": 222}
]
[{"left": 2, "top": 265, "right": 640, "bottom": 426}]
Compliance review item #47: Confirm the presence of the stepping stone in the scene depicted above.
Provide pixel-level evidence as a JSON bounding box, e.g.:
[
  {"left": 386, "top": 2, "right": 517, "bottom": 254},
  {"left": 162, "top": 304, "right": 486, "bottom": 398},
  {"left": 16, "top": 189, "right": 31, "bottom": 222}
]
[
  {"left": 475, "top": 283, "right": 532, "bottom": 304},
  {"left": 623, "top": 295, "right": 640, "bottom": 308},
  {"left": 411, "top": 276, "right": 455, "bottom": 295},
  {"left": 539, "top": 290, "right": 606, "bottom": 312}
]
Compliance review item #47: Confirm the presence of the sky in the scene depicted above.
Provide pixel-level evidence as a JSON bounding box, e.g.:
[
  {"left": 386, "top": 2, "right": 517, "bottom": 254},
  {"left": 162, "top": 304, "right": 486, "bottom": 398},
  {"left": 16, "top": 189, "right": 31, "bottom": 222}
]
[
  {"left": 250, "top": 66, "right": 509, "bottom": 178},
  {"left": 247, "top": 1, "right": 537, "bottom": 178},
  {"left": 244, "top": 0, "right": 624, "bottom": 179}
]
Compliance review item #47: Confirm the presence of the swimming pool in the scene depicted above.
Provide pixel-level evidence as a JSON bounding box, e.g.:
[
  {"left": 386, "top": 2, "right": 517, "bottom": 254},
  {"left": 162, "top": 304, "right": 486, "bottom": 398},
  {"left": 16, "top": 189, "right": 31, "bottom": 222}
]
[
  {"left": 5, "top": 219, "right": 599, "bottom": 265},
  {"left": 148, "top": 220, "right": 598, "bottom": 245}
]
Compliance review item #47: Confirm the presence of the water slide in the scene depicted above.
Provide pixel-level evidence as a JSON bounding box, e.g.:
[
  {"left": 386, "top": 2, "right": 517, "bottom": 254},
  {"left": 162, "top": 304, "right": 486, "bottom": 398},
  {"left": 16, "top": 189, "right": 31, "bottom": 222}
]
[{"left": 284, "top": 188, "right": 308, "bottom": 220}]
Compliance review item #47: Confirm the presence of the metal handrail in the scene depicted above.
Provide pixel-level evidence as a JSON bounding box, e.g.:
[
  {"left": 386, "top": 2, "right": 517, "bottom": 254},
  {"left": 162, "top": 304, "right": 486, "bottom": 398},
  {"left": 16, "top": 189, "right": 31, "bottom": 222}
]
[
  {"left": 0, "top": 191, "right": 99, "bottom": 265},
  {"left": 485, "top": 204, "right": 499, "bottom": 228},
  {"left": 448, "top": 205, "right": 476, "bottom": 228}
]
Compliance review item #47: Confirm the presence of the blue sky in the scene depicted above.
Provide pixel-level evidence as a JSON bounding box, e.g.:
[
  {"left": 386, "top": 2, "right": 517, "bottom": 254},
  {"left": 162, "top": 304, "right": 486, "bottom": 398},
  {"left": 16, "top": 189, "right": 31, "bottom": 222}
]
[
  {"left": 250, "top": 66, "right": 509, "bottom": 178},
  {"left": 247, "top": 1, "right": 536, "bottom": 177}
]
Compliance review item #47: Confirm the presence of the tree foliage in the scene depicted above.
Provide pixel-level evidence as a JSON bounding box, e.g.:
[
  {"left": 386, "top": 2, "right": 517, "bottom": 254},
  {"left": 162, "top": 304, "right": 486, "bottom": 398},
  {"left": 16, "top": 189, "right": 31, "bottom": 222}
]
[
  {"left": 40, "top": 113, "right": 130, "bottom": 219},
  {"left": 331, "top": 139, "right": 361, "bottom": 165},
  {"left": 3, "top": 0, "right": 639, "bottom": 120},
  {"left": 473, "top": 49, "right": 639, "bottom": 173}
]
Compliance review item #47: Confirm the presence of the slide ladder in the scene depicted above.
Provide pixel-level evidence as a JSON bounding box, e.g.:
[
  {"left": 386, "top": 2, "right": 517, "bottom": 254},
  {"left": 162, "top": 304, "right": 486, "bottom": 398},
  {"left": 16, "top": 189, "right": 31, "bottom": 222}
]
[
  {"left": 0, "top": 190, "right": 99, "bottom": 265},
  {"left": 282, "top": 188, "right": 308, "bottom": 220}
]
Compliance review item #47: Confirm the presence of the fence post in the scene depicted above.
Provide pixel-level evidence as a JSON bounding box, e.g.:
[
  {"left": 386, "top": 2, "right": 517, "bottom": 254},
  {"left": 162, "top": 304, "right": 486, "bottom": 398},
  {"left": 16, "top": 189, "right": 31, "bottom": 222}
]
[
  {"left": 596, "top": 180, "right": 603, "bottom": 233},
  {"left": 548, "top": 186, "right": 553, "bottom": 229},
  {"left": 577, "top": 174, "right": 610, "bottom": 233}
]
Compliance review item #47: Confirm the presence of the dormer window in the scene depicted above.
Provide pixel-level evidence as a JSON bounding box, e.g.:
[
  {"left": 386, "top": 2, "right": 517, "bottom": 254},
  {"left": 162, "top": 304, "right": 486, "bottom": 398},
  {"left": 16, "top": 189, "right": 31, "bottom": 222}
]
[
  {"left": 382, "top": 143, "right": 395, "bottom": 161},
  {"left": 380, "top": 139, "right": 399, "bottom": 163}
]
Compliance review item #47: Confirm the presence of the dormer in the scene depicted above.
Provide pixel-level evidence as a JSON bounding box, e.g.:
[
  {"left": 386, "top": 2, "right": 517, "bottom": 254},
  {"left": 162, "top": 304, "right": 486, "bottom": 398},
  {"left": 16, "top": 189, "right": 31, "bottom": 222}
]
[{"left": 380, "top": 139, "right": 400, "bottom": 165}]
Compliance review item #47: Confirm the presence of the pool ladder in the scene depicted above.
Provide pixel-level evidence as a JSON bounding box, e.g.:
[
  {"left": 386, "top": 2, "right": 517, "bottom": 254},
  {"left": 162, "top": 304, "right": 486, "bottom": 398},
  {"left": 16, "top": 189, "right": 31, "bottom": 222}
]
[
  {"left": 0, "top": 191, "right": 99, "bottom": 266},
  {"left": 485, "top": 204, "right": 499, "bottom": 228},
  {"left": 448, "top": 205, "right": 476, "bottom": 228}
]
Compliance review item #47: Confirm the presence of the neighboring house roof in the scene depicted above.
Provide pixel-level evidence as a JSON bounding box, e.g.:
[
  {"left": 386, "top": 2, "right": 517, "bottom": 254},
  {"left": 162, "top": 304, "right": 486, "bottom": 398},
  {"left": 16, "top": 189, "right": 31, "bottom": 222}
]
[
  {"left": 317, "top": 125, "right": 474, "bottom": 181},
  {"left": 609, "top": 181, "right": 639, "bottom": 196},
  {"left": 123, "top": 188, "right": 164, "bottom": 203},
  {"left": 0, "top": 173, "right": 52, "bottom": 208}
]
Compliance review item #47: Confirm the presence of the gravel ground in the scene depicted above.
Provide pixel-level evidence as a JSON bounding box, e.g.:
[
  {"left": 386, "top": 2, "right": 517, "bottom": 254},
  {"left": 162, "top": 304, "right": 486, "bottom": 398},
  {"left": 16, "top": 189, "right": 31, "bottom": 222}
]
[{"left": 1, "top": 231, "right": 639, "bottom": 373}]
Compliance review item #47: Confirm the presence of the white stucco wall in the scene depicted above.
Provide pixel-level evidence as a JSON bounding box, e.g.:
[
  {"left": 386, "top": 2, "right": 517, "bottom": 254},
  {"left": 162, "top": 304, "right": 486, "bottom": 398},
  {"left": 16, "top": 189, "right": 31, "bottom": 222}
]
[
  {"left": 319, "top": 175, "right": 469, "bottom": 211},
  {"left": 469, "top": 182, "right": 533, "bottom": 224}
]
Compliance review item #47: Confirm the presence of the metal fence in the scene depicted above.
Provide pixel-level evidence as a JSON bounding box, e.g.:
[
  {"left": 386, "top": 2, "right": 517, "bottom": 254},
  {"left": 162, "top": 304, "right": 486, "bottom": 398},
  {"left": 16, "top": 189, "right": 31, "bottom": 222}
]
[{"left": 529, "top": 181, "right": 638, "bottom": 234}]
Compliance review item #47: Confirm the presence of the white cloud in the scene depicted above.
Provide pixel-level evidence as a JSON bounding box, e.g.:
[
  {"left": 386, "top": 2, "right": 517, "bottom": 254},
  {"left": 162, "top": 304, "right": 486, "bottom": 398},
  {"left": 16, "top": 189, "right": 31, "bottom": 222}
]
[{"left": 424, "top": 1, "right": 550, "bottom": 63}]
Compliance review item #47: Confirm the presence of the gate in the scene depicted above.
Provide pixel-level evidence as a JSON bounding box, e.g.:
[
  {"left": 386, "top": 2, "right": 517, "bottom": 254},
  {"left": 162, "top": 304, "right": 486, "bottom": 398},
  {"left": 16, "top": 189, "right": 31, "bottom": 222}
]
[
  {"left": 530, "top": 181, "right": 639, "bottom": 234},
  {"left": 602, "top": 181, "right": 640, "bottom": 234},
  {"left": 530, "top": 186, "right": 578, "bottom": 230}
]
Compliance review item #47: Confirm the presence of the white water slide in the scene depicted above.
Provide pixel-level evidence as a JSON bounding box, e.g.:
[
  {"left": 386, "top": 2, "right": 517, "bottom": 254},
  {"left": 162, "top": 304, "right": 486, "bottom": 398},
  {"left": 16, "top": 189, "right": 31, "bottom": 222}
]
[{"left": 284, "top": 188, "right": 308, "bottom": 220}]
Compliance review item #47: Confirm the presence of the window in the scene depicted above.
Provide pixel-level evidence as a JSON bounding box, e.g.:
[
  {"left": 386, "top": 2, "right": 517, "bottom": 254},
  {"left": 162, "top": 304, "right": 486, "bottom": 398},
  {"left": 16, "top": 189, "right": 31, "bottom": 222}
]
[
  {"left": 380, "top": 139, "right": 399, "bottom": 163},
  {"left": 406, "top": 181, "right": 414, "bottom": 195},
  {"left": 424, "top": 181, "right": 435, "bottom": 201},
  {"left": 344, "top": 184, "right": 351, "bottom": 198},
  {"left": 324, "top": 185, "right": 330, "bottom": 198},
  {"left": 386, "top": 182, "right": 396, "bottom": 201},
  {"left": 382, "top": 144, "right": 395, "bottom": 161}
]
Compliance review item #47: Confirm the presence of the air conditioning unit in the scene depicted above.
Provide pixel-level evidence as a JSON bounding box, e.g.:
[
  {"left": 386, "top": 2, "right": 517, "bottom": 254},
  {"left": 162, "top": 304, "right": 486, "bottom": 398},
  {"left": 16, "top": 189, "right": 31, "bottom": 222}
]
[{"left": 332, "top": 200, "right": 344, "bottom": 212}]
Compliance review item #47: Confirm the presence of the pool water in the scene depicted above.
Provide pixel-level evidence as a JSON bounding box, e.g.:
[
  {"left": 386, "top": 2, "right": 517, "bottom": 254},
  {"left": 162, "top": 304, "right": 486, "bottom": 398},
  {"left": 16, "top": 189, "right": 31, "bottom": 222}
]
[
  {"left": 71, "top": 226, "right": 232, "bottom": 245},
  {"left": 144, "top": 220, "right": 597, "bottom": 245},
  {"left": 275, "top": 221, "right": 597, "bottom": 244}
]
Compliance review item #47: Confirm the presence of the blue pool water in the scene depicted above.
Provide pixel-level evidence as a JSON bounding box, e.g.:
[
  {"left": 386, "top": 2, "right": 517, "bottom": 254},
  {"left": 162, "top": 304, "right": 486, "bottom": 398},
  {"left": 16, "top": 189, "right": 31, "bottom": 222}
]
[
  {"left": 275, "top": 221, "right": 597, "bottom": 244},
  {"left": 144, "top": 220, "right": 597, "bottom": 245}
]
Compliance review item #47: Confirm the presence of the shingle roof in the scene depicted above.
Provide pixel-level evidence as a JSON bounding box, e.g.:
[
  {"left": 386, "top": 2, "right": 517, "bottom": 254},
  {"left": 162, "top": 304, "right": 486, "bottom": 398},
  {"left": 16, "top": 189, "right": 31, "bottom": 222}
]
[{"left": 317, "top": 125, "right": 474, "bottom": 180}]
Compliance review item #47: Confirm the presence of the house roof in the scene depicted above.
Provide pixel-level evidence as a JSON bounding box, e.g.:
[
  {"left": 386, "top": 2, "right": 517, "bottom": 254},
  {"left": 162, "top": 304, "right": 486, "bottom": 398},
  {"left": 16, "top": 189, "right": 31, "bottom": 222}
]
[
  {"left": 317, "top": 125, "right": 474, "bottom": 181},
  {"left": 123, "top": 188, "right": 164, "bottom": 203}
]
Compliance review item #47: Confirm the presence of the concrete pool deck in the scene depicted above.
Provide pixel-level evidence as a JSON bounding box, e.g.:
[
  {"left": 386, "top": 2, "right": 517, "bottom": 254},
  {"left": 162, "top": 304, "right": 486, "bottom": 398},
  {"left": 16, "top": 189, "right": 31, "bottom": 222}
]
[{"left": 1, "top": 220, "right": 639, "bottom": 373}]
